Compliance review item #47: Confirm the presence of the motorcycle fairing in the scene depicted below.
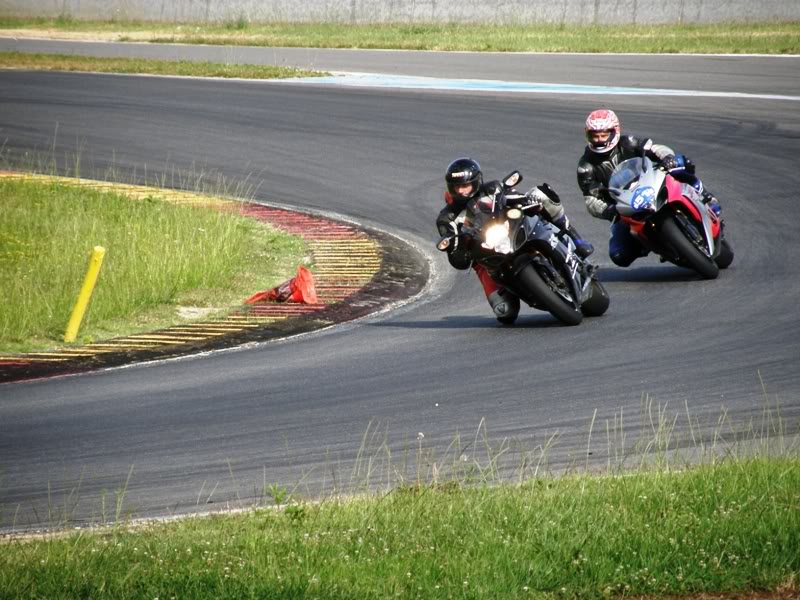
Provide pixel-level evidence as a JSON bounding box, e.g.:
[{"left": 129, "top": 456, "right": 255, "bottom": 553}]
[
  {"left": 665, "top": 176, "right": 718, "bottom": 257},
  {"left": 508, "top": 216, "right": 589, "bottom": 306},
  {"left": 609, "top": 158, "right": 667, "bottom": 219},
  {"left": 631, "top": 185, "right": 657, "bottom": 210}
]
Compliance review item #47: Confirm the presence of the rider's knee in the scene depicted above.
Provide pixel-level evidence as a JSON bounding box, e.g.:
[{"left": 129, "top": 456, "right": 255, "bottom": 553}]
[
  {"left": 488, "top": 290, "right": 520, "bottom": 320},
  {"left": 609, "top": 251, "right": 637, "bottom": 267}
]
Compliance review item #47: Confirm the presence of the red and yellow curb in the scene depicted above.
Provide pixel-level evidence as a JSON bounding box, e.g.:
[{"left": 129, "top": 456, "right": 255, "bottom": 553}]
[{"left": 0, "top": 173, "right": 400, "bottom": 382}]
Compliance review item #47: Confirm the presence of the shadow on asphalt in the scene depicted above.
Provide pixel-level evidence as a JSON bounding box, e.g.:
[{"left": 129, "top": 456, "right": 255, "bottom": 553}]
[
  {"left": 370, "top": 314, "right": 571, "bottom": 329},
  {"left": 597, "top": 265, "right": 709, "bottom": 283}
]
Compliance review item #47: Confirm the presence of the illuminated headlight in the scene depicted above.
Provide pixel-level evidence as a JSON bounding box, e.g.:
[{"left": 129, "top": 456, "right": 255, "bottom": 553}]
[
  {"left": 483, "top": 222, "right": 513, "bottom": 254},
  {"left": 506, "top": 208, "right": 522, "bottom": 220}
]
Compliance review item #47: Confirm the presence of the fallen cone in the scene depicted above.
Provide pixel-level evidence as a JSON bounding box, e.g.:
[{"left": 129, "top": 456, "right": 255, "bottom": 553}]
[{"left": 245, "top": 265, "right": 318, "bottom": 305}]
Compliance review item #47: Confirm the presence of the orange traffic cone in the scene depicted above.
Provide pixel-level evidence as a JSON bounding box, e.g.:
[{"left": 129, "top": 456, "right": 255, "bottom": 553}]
[{"left": 245, "top": 265, "right": 318, "bottom": 305}]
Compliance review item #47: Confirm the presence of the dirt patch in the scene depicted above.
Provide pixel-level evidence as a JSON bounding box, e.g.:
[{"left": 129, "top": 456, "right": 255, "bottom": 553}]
[
  {"left": 0, "top": 28, "right": 276, "bottom": 43},
  {"left": 176, "top": 306, "right": 223, "bottom": 320},
  {"left": 0, "top": 28, "right": 150, "bottom": 41}
]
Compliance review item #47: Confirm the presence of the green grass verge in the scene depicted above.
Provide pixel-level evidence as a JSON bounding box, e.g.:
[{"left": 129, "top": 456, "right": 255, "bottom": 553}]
[
  {"left": 1, "top": 458, "right": 797, "bottom": 599},
  {"left": 1, "top": 18, "right": 799, "bottom": 53},
  {"left": 0, "top": 50, "right": 326, "bottom": 79},
  {"left": 0, "top": 177, "right": 307, "bottom": 353}
]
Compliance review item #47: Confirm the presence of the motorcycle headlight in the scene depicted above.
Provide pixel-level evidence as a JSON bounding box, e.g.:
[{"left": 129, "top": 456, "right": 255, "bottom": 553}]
[
  {"left": 506, "top": 208, "right": 522, "bottom": 220},
  {"left": 483, "top": 221, "right": 513, "bottom": 254}
]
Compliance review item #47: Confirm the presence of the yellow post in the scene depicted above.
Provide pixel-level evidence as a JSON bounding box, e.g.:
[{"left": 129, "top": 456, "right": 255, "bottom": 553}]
[{"left": 64, "top": 246, "right": 106, "bottom": 343}]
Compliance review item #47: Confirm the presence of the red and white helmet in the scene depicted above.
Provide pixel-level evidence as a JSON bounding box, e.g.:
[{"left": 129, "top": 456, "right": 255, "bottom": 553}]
[{"left": 584, "top": 109, "right": 621, "bottom": 154}]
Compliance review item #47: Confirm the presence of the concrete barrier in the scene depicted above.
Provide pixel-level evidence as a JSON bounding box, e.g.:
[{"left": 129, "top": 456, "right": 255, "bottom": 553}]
[{"left": 3, "top": 0, "right": 798, "bottom": 25}]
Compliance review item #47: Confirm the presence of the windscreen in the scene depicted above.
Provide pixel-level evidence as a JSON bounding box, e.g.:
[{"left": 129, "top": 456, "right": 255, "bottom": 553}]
[{"left": 608, "top": 158, "right": 645, "bottom": 191}]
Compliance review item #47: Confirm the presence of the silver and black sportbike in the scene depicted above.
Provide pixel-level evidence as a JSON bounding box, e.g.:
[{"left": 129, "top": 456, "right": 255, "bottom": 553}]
[{"left": 437, "top": 171, "right": 609, "bottom": 326}]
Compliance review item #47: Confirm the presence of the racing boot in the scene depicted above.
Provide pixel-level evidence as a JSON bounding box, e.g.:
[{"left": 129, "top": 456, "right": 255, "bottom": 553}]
[
  {"left": 701, "top": 190, "right": 722, "bottom": 217},
  {"left": 488, "top": 289, "right": 520, "bottom": 325},
  {"left": 688, "top": 177, "right": 721, "bottom": 217},
  {"left": 554, "top": 215, "right": 594, "bottom": 258}
]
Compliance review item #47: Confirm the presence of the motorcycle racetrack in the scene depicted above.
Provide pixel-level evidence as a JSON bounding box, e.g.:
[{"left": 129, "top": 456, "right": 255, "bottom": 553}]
[{"left": 1, "top": 43, "right": 799, "bottom": 530}]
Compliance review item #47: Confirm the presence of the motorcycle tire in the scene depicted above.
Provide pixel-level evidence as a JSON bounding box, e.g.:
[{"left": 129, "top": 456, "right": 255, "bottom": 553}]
[
  {"left": 660, "top": 216, "right": 720, "bottom": 280},
  {"left": 581, "top": 277, "right": 610, "bottom": 317},
  {"left": 715, "top": 237, "right": 734, "bottom": 269},
  {"left": 517, "top": 263, "right": 583, "bottom": 326}
]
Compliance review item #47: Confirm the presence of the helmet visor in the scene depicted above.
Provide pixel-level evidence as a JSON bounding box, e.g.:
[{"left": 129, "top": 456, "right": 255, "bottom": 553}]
[
  {"left": 587, "top": 129, "right": 613, "bottom": 149},
  {"left": 452, "top": 182, "right": 476, "bottom": 198}
]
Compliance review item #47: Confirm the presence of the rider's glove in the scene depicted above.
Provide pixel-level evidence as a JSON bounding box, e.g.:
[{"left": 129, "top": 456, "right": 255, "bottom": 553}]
[
  {"left": 447, "top": 237, "right": 472, "bottom": 270},
  {"left": 668, "top": 154, "right": 697, "bottom": 175},
  {"left": 524, "top": 187, "right": 545, "bottom": 209},
  {"left": 535, "top": 183, "right": 561, "bottom": 205},
  {"left": 436, "top": 210, "right": 460, "bottom": 237},
  {"left": 601, "top": 204, "right": 618, "bottom": 221},
  {"left": 660, "top": 155, "right": 684, "bottom": 172}
]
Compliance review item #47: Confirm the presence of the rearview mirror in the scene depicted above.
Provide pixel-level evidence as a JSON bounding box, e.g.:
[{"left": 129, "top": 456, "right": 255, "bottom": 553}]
[{"left": 502, "top": 171, "right": 522, "bottom": 188}]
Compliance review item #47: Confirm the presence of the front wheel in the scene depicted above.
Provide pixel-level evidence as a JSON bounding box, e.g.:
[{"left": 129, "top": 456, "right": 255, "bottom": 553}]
[
  {"left": 581, "top": 277, "right": 610, "bottom": 317},
  {"left": 517, "top": 263, "right": 583, "bottom": 326},
  {"left": 660, "top": 216, "right": 719, "bottom": 280}
]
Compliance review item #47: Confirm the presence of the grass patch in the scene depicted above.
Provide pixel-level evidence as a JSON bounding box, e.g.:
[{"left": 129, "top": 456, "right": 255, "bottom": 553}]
[
  {"left": 1, "top": 457, "right": 797, "bottom": 599},
  {"left": 0, "top": 398, "right": 796, "bottom": 597},
  {"left": 0, "top": 176, "right": 307, "bottom": 353},
  {"left": 0, "top": 18, "right": 799, "bottom": 53},
  {"left": 0, "top": 50, "right": 326, "bottom": 79}
]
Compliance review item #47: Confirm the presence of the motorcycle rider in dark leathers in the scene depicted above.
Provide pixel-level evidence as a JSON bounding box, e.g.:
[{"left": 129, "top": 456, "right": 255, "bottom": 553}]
[
  {"left": 437, "top": 157, "right": 594, "bottom": 322},
  {"left": 577, "top": 108, "right": 722, "bottom": 267}
]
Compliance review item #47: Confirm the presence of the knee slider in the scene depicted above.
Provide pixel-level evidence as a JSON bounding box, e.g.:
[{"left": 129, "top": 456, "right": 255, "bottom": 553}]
[
  {"left": 488, "top": 290, "right": 520, "bottom": 319},
  {"left": 610, "top": 249, "right": 638, "bottom": 268}
]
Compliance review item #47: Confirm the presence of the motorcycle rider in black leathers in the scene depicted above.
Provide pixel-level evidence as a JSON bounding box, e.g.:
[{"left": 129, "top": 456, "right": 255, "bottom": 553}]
[
  {"left": 437, "top": 157, "right": 594, "bottom": 322},
  {"left": 577, "top": 108, "right": 721, "bottom": 267}
]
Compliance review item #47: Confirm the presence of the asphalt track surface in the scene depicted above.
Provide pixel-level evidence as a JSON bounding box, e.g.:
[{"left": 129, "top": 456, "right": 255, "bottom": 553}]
[{"left": 1, "top": 41, "right": 799, "bottom": 531}]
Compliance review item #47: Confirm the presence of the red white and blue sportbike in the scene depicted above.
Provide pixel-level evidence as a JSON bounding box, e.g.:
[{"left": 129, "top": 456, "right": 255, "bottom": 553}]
[{"left": 607, "top": 155, "right": 733, "bottom": 280}]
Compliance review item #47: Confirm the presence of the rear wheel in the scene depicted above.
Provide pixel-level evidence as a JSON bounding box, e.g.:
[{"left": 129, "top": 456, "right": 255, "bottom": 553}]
[
  {"left": 517, "top": 263, "right": 583, "bottom": 326},
  {"left": 660, "top": 216, "right": 719, "bottom": 280},
  {"left": 581, "top": 278, "right": 610, "bottom": 317},
  {"left": 715, "top": 237, "right": 734, "bottom": 269}
]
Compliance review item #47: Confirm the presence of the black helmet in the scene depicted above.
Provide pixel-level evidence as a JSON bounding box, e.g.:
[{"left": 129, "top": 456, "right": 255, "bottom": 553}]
[{"left": 445, "top": 158, "right": 483, "bottom": 201}]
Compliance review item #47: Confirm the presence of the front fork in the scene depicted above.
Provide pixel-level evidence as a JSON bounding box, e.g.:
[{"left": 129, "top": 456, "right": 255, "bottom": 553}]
[
  {"left": 663, "top": 180, "right": 719, "bottom": 257},
  {"left": 668, "top": 202, "right": 718, "bottom": 259}
]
